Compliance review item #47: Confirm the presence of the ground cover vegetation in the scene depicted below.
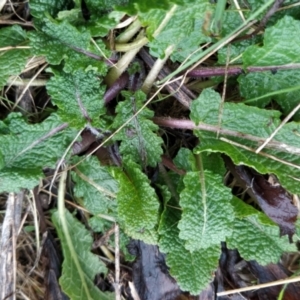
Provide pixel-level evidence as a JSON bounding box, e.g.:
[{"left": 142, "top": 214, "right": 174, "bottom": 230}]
[{"left": 1, "top": 0, "right": 300, "bottom": 299}]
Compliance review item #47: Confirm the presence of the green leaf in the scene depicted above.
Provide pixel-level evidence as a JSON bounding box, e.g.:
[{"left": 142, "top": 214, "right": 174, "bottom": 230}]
[
  {"left": 52, "top": 209, "right": 114, "bottom": 300},
  {"left": 116, "top": 0, "right": 211, "bottom": 14},
  {"left": 0, "top": 25, "right": 28, "bottom": 46},
  {"left": 29, "top": 19, "right": 108, "bottom": 73},
  {"left": 217, "top": 9, "right": 256, "bottom": 64},
  {"left": 0, "top": 26, "right": 30, "bottom": 89},
  {"left": 239, "top": 70, "right": 300, "bottom": 117},
  {"left": 159, "top": 200, "right": 220, "bottom": 294},
  {"left": 0, "top": 113, "right": 76, "bottom": 192},
  {"left": 240, "top": 16, "right": 300, "bottom": 116},
  {"left": 116, "top": 0, "right": 171, "bottom": 14},
  {"left": 191, "top": 88, "right": 300, "bottom": 194},
  {"left": 29, "top": 0, "right": 73, "bottom": 19},
  {"left": 112, "top": 91, "right": 163, "bottom": 167},
  {"left": 71, "top": 156, "right": 118, "bottom": 229},
  {"left": 191, "top": 88, "right": 281, "bottom": 134},
  {"left": 46, "top": 70, "right": 106, "bottom": 129},
  {"left": 178, "top": 169, "right": 233, "bottom": 251},
  {"left": 113, "top": 161, "right": 159, "bottom": 244},
  {"left": 243, "top": 16, "right": 300, "bottom": 67},
  {"left": 227, "top": 197, "right": 297, "bottom": 265},
  {"left": 174, "top": 147, "right": 225, "bottom": 176},
  {"left": 87, "top": 11, "right": 124, "bottom": 37},
  {"left": 139, "top": 1, "right": 212, "bottom": 61},
  {"left": 173, "top": 147, "right": 196, "bottom": 172},
  {"left": 85, "top": 0, "right": 127, "bottom": 13}
]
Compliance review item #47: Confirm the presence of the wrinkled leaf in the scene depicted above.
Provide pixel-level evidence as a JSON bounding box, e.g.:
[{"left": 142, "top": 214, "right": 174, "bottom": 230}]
[
  {"left": 83, "top": 0, "right": 124, "bottom": 36},
  {"left": 47, "top": 70, "right": 106, "bottom": 129},
  {"left": 159, "top": 200, "right": 220, "bottom": 294},
  {"left": 178, "top": 168, "right": 233, "bottom": 251},
  {"left": 243, "top": 16, "right": 300, "bottom": 68},
  {"left": 192, "top": 88, "right": 300, "bottom": 194},
  {"left": 29, "top": 0, "right": 73, "bottom": 18},
  {"left": 71, "top": 156, "right": 118, "bottom": 230},
  {"left": 217, "top": 9, "right": 255, "bottom": 64},
  {"left": 174, "top": 148, "right": 226, "bottom": 175},
  {"left": 52, "top": 209, "right": 113, "bottom": 300},
  {"left": 139, "top": 1, "right": 212, "bottom": 61},
  {"left": 0, "top": 25, "right": 30, "bottom": 89},
  {"left": 240, "top": 16, "right": 300, "bottom": 116},
  {"left": 0, "top": 113, "right": 76, "bottom": 192},
  {"left": 112, "top": 91, "right": 163, "bottom": 167},
  {"left": 227, "top": 197, "right": 297, "bottom": 265},
  {"left": 29, "top": 18, "right": 108, "bottom": 73},
  {"left": 113, "top": 161, "right": 159, "bottom": 244}
]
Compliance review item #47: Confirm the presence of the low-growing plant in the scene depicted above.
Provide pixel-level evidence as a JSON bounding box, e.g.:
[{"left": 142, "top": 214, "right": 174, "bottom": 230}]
[{"left": 1, "top": 0, "right": 300, "bottom": 298}]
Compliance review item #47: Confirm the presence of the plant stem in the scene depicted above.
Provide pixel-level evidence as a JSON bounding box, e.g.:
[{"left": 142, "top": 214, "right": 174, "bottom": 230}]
[
  {"left": 141, "top": 45, "right": 174, "bottom": 94},
  {"left": 104, "top": 72, "right": 129, "bottom": 104},
  {"left": 139, "top": 48, "right": 195, "bottom": 108},
  {"left": 105, "top": 31, "right": 145, "bottom": 86},
  {"left": 115, "top": 19, "right": 142, "bottom": 43},
  {"left": 152, "top": 116, "right": 300, "bottom": 154},
  {"left": 114, "top": 36, "right": 149, "bottom": 52},
  {"left": 187, "top": 63, "right": 300, "bottom": 78},
  {"left": 105, "top": 5, "right": 177, "bottom": 86}
]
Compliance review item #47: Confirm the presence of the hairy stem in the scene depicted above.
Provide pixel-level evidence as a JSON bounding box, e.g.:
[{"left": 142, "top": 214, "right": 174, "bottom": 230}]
[
  {"left": 187, "top": 63, "right": 300, "bottom": 78},
  {"left": 153, "top": 116, "right": 300, "bottom": 154}
]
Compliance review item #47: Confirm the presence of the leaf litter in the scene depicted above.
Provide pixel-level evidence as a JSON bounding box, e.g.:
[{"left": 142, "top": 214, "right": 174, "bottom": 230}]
[{"left": 0, "top": 0, "right": 300, "bottom": 299}]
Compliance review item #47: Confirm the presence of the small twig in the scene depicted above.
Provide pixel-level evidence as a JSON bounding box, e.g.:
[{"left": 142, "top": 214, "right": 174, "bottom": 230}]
[
  {"left": 6, "top": 77, "right": 47, "bottom": 87},
  {"left": 0, "top": 46, "right": 31, "bottom": 51},
  {"left": 217, "top": 275, "right": 300, "bottom": 296},
  {"left": 0, "top": 20, "right": 33, "bottom": 26},
  {"left": 256, "top": 102, "right": 300, "bottom": 153},
  {"left": 232, "top": 0, "right": 246, "bottom": 22}
]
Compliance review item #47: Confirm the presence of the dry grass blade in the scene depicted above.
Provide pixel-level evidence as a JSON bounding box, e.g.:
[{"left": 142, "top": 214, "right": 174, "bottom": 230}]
[
  {"left": 217, "top": 275, "right": 300, "bottom": 296},
  {"left": 256, "top": 102, "right": 300, "bottom": 153},
  {"left": 115, "top": 223, "right": 121, "bottom": 300}
]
